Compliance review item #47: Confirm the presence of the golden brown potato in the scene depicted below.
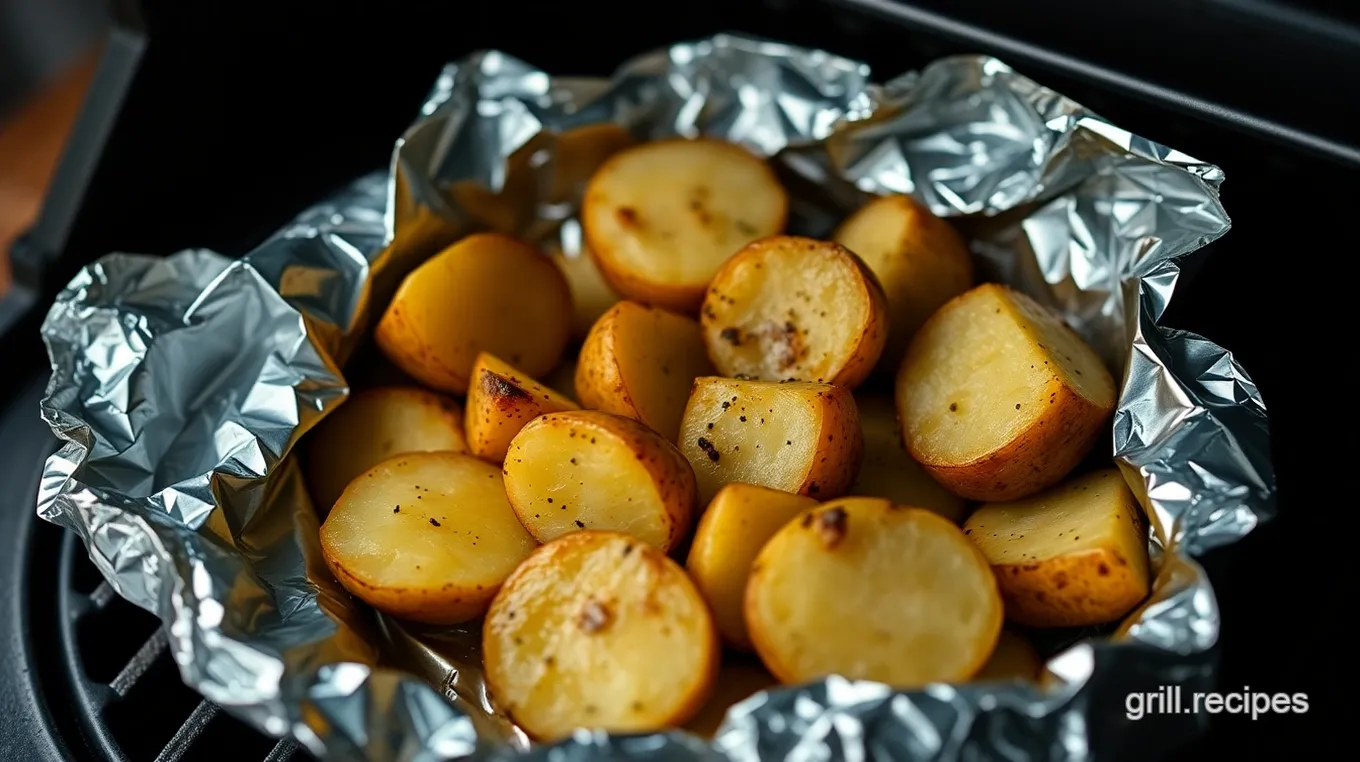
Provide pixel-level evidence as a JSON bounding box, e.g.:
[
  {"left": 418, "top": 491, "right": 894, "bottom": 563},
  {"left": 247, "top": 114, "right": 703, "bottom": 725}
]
[
  {"left": 746, "top": 498, "right": 1002, "bottom": 686},
  {"left": 896, "top": 283, "right": 1116, "bottom": 501},
  {"left": 375, "top": 233, "right": 572, "bottom": 394},
  {"left": 319, "top": 452, "right": 538, "bottom": 625},
  {"left": 972, "top": 630, "right": 1042, "bottom": 682},
  {"left": 576, "top": 301, "right": 715, "bottom": 441},
  {"left": 547, "top": 124, "right": 636, "bottom": 204},
  {"left": 851, "top": 395, "right": 966, "bottom": 522},
  {"left": 686, "top": 484, "right": 818, "bottom": 650},
  {"left": 551, "top": 245, "right": 623, "bottom": 339},
  {"left": 447, "top": 134, "right": 548, "bottom": 235},
  {"left": 465, "top": 353, "right": 579, "bottom": 464},
  {"left": 683, "top": 661, "right": 780, "bottom": 738},
  {"left": 833, "top": 194, "right": 974, "bottom": 370},
  {"left": 700, "top": 236, "right": 888, "bottom": 389},
  {"left": 582, "top": 138, "right": 788, "bottom": 312},
  {"left": 483, "top": 530, "right": 719, "bottom": 740},
  {"left": 306, "top": 387, "right": 468, "bottom": 513},
  {"left": 678, "top": 377, "right": 862, "bottom": 505},
  {"left": 963, "top": 468, "right": 1150, "bottom": 628},
  {"left": 503, "top": 411, "right": 697, "bottom": 552}
]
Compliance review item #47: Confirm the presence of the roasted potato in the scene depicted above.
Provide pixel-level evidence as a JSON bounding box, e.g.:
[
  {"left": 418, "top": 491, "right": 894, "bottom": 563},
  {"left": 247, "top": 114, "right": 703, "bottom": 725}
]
[
  {"left": 896, "top": 283, "right": 1116, "bottom": 501},
  {"left": 686, "top": 484, "right": 818, "bottom": 650},
  {"left": 551, "top": 245, "right": 624, "bottom": 339},
  {"left": 972, "top": 629, "right": 1042, "bottom": 682},
  {"left": 306, "top": 387, "right": 468, "bottom": 513},
  {"left": 582, "top": 138, "right": 788, "bottom": 312},
  {"left": 833, "top": 194, "right": 974, "bottom": 370},
  {"left": 319, "top": 452, "right": 538, "bottom": 625},
  {"left": 465, "top": 353, "right": 579, "bottom": 464},
  {"left": 700, "top": 236, "right": 888, "bottom": 389},
  {"left": 483, "top": 530, "right": 719, "bottom": 740},
  {"left": 375, "top": 232, "right": 573, "bottom": 394},
  {"left": 547, "top": 124, "right": 636, "bottom": 205},
  {"left": 851, "top": 395, "right": 966, "bottom": 522},
  {"left": 576, "top": 301, "right": 715, "bottom": 441},
  {"left": 503, "top": 410, "right": 697, "bottom": 552},
  {"left": 746, "top": 498, "right": 1002, "bottom": 686},
  {"left": 683, "top": 661, "right": 780, "bottom": 738},
  {"left": 678, "top": 377, "right": 862, "bottom": 504},
  {"left": 963, "top": 468, "right": 1150, "bottom": 628}
]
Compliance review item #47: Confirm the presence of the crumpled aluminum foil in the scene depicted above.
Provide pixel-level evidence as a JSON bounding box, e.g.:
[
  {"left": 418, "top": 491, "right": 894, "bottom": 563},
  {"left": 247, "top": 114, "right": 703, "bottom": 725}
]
[{"left": 36, "top": 33, "right": 1275, "bottom": 762}]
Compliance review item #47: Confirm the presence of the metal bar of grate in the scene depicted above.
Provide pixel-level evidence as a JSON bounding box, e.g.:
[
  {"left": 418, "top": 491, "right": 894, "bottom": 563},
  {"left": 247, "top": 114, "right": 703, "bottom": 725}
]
[
  {"left": 153, "top": 699, "right": 220, "bottom": 762},
  {"left": 89, "top": 580, "right": 117, "bottom": 610},
  {"left": 109, "top": 628, "right": 168, "bottom": 697},
  {"left": 264, "top": 738, "right": 300, "bottom": 762}
]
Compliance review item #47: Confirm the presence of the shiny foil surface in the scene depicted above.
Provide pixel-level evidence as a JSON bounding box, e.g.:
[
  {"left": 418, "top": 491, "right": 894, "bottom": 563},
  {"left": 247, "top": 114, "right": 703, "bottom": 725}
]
[{"left": 37, "top": 33, "right": 1274, "bottom": 762}]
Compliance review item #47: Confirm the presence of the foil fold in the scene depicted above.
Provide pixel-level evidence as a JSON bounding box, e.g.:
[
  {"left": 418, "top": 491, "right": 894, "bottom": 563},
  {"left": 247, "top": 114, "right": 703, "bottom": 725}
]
[{"left": 37, "top": 33, "right": 1275, "bottom": 762}]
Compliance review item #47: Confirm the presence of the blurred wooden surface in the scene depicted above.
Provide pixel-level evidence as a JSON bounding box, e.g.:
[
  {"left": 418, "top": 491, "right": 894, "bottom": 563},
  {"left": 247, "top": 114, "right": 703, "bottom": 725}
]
[{"left": 0, "top": 49, "right": 101, "bottom": 296}]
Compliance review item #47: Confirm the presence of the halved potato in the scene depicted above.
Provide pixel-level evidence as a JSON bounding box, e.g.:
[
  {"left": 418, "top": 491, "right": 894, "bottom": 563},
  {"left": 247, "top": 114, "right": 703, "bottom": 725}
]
[
  {"left": 503, "top": 411, "right": 697, "bottom": 552},
  {"left": 746, "top": 497, "right": 1002, "bottom": 686},
  {"left": 972, "top": 630, "right": 1042, "bottom": 682},
  {"left": 896, "top": 283, "right": 1116, "bottom": 501},
  {"left": 683, "top": 661, "right": 780, "bottom": 738},
  {"left": 686, "top": 484, "right": 818, "bottom": 650},
  {"left": 576, "top": 301, "right": 715, "bottom": 441},
  {"left": 678, "top": 377, "right": 861, "bottom": 505},
  {"left": 963, "top": 468, "right": 1150, "bottom": 628},
  {"left": 551, "top": 244, "right": 623, "bottom": 339},
  {"left": 375, "top": 232, "right": 572, "bottom": 394},
  {"left": 306, "top": 387, "right": 468, "bottom": 514},
  {"left": 483, "top": 530, "right": 719, "bottom": 740},
  {"left": 582, "top": 138, "right": 788, "bottom": 312},
  {"left": 851, "top": 395, "right": 966, "bottom": 522},
  {"left": 465, "top": 353, "right": 579, "bottom": 464},
  {"left": 833, "top": 194, "right": 974, "bottom": 370},
  {"left": 319, "top": 452, "right": 538, "bottom": 625},
  {"left": 700, "top": 236, "right": 888, "bottom": 389}
]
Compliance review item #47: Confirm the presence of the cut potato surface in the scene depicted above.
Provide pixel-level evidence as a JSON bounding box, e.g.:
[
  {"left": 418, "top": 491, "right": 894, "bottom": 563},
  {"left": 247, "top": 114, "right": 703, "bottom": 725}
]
[
  {"left": 972, "top": 630, "right": 1042, "bottom": 682},
  {"left": 483, "top": 531, "right": 719, "bottom": 740},
  {"left": 686, "top": 484, "right": 818, "bottom": 650},
  {"left": 576, "top": 301, "right": 715, "bottom": 441},
  {"left": 466, "top": 353, "right": 579, "bottom": 464},
  {"left": 551, "top": 244, "right": 623, "bottom": 339},
  {"left": 306, "top": 387, "right": 467, "bottom": 514},
  {"left": 701, "top": 236, "right": 888, "bottom": 389},
  {"left": 683, "top": 661, "right": 780, "bottom": 738},
  {"left": 897, "top": 283, "right": 1116, "bottom": 501},
  {"left": 851, "top": 395, "right": 966, "bottom": 523},
  {"left": 375, "top": 233, "right": 572, "bottom": 394},
  {"left": 833, "top": 194, "right": 974, "bottom": 370},
  {"left": 678, "top": 377, "right": 861, "bottom": 505},
  {"left": 582, "top": 138, "right": 787, "bottom": 312},
  {"left": 319, "top": 452, "right": 538, "bottom": 625},
  {"left": 503, "top": 411, "right": 697, "bottom": 552},
  {"left": 964, "top": 468, "right": 1150, "bottom": 628},
  {"left": 746, "top": 498, "right": 1002, "bottom": 687}
]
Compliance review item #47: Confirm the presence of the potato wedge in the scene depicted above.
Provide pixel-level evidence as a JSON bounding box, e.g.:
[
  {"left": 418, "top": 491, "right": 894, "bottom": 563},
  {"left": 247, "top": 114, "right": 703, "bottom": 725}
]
[
  {"left": 576, "top": 301, "right": 715, "bottom": 441},
  {"left": 465, "top": 353, "right": 579, "bottom": 464},
  {"left": 582, "top": 138, "right": 788, "bottom": 312},
  {"left": 678, "top": 377, "right": 861, "bottom": 505},
  {"left": 319, "top": 452, "right": 538, "bottom": 625},
  {"left": 503, "top": 411, "right": 697, "bottom": 552},
  {"left": 483, "top": 530, "right": 719, "bottom": 740},
  {"left": 551, "top": 244, "right": 623, "bottom": 339},
  {"left": 896, "top": 283, "right": 1116, "bottom": 501},
  {"left": 683, "top": 661, "right": 780, "bottom": 738},
  {"left": 306, "top": 387, "right": 467, "bottom": 513},
  {"left": 972, "top": 629, "right": 1042, "bottom": 682},
  {"left": 963, "top": 469, "right": 1150, "bottom": 628},
  {"left": 746, "top": 498, "right": 1002, "bottom": 686},
  {"left": 833, "top": 194, "right": 974, "bottom": 370},
  {"left": 686, "top": 484, "right": 818, "bottom": 650},
  {"left": 375, "top": 232, "right": 572, "bottom": 394},
  {"left": 700, "top": 236, "right": 888, "bottom": 389},
  {"left": 851, "top": 395, "right": 966, "bottom": 522}
]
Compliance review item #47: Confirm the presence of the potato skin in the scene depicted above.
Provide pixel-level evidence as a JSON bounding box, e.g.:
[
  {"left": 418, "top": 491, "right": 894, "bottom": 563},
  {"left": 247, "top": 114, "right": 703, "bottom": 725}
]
[
  {"left": 465, "top": 353, "right": 579, "bottom": 463},
  {"left": 993, "top": 548, "right": 1146, "bottom": 628}
]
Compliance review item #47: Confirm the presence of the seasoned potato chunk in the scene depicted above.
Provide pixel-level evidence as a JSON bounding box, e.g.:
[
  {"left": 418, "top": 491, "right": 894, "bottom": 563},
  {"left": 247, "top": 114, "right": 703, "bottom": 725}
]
[
  {"left": 700, "top": 236, "right": 888, "bottom": 389},
  {"left": 972, "top": 630, "right": 1042, "bottom": 682},
  {"left": 963, "top": 469, "right": 1150, "bottom": 627},
  {"left": 833, "top": 194, "right": 974, "bottom": 370},
  {"left": 483, "top": 531, "right": 719, "bottom": 740},
  {"left": 746, "top": 498, "right": 1002, "bottom": 686},
  {"left": 683, "top": 661, "right": 780, "bottom": 738},
  {"left": 550, "top": 244, "right": 623, "bottom": 339},
  {"left": 851, "top": 395, "right": 965, "bottom": 522},
  {"left": 375, "top": 233, "right": 572, "bottom": 394},
  {"left": 306, "top": 387, "right": 467, "bottom": 513},
  {"left": 678, "top": 377, "right": 861, "bottom": 504},
  {"left": 465, "top": 353, "right": 579, "bottom": 463},
  {"left": 503, "top": 411, "right": 696, "bottom": 552},
  {"left": 582, "top": 138, "right": 788, "bottom": 312},
  {"left": 896, "top": 283, "right": 1116, "bottom": 501},
  {"left": 319, "top": 452, "right": 538, "bottom": 625},
  {"left": 576, "top": 301, "right": 715, "bottom": 441},
  {"left": 686, "top": 484, "right": 818, "bottom": 650}
]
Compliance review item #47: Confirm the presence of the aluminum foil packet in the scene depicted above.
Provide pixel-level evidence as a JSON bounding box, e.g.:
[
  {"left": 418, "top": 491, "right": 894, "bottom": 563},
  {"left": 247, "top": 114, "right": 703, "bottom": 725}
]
[{"left": 36, "top": 33, "right": 1275, "bottom": 762}]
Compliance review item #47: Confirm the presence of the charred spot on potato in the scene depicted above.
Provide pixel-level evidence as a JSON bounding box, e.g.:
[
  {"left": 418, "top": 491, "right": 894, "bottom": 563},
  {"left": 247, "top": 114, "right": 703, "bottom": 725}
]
[
  {"left": 815, "top": 507, "right": 847, "bottom": 548},
  {"left": 1097, "top": 562, "right": 1110, "bottom": 576},
  {"left": 483, "top": 371, "right": 533, "bottom": 405},
  {"left": 720, "top": 327, "right": 742, "bottom": 346},
  {"left": 429, "top": 518, "right": 441, "bottom": 527},
  {"left": 617, "top": 207, "right": 639, "bottom": 226},
  {"left": 577, "top": 599, "right": 612, "bottom": 633},
  {"left": 808, "top": 481, "right": 821, "bottom": 495},
  {"left": 575, "top": 520, "right": 585, "bottom": 528},
  {"left": 696, "top": 437, "right": 721, "bottom": 462},
  {"left": 949, "top": 402, "right": 958, "bottom": 412}
]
